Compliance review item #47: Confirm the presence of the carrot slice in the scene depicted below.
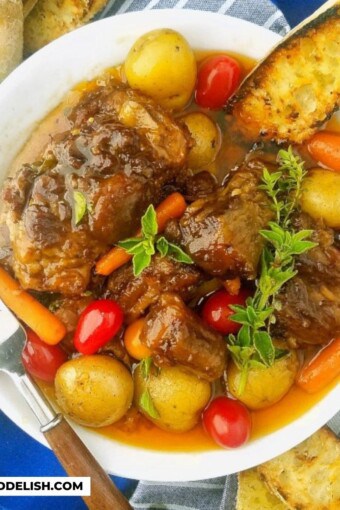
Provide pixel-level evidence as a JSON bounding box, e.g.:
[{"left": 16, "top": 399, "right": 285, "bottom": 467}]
[
  {"left": 95, "top": 192, "right": 187, "bottom": 276},
  {"left": 0, "top": 267, "right": 66, "bottom": 345},
  {"left": 296, "top": 337, "right": 340, "bottom": 394}
]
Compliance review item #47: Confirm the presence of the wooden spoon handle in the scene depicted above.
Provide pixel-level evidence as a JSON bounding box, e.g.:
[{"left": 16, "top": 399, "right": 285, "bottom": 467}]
[{"left": 44, "top": 418, "right": 132, "bottom": 510}]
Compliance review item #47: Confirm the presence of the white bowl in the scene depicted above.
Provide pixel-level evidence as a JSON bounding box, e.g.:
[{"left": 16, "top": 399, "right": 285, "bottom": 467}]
[{"left": 0, "top": 9, "right": 339, "bottom": 481}]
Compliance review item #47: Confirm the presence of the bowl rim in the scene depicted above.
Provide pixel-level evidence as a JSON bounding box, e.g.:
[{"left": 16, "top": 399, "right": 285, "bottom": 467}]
[{"left": 0, "top": 8, "right": 339, "bottom": 482}]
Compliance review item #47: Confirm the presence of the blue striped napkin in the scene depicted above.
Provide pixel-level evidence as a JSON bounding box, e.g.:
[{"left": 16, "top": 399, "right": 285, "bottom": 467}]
[
  {"left": 97, "top": 0, "right": 289, "bottom": 36},
  {"left": 97, "top": 2, "right": 337, "bottom": 509}
]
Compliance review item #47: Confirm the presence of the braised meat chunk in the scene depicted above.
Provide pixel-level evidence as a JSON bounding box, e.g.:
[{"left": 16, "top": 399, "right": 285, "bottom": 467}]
[
  {"left": 276, "top": 215, "right": 340, "bottom": 346},
  {"left": 177, "top": 160, "right": 273, "bottom": 279},
  {"left": 2, "top": 80, "right": 190, "bottom": 295},
  {"left": 141, "top": 293, "right": 226, "bottom": 381},
  {"left": 276, "top": 276, "right": 340, "bottom": 346},
  {"left": 106, "top": 255, "right": 203, "bottom": 323}
]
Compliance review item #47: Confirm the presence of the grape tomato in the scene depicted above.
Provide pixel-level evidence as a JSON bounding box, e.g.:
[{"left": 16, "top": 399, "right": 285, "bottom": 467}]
[
  {"left": 202, "top": 396, "right": 251, "bottom": 448},
  {"left": 22, "top": 329, "right": 67, "bottom": 383},
  {"left": 195, "top": 55, "right": 241, "bottom": 109},
  {"left": 74, "top": 299, "right": 124, "bottom": 355},
  {"left": 202, "top": 289, "right": 250, "bottom": 334}
]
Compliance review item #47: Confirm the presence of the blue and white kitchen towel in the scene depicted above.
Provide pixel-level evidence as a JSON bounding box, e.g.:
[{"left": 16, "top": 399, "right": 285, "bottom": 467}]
[
  {"left": 97, "top": 0, "right": 289, "bottom": 36},
  {"left": 96, "top": 1, "right": 337, "bottom": 509}
]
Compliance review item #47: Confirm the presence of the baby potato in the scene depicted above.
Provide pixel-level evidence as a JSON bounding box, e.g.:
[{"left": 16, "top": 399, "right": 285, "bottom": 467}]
[
  {"left": 228, "top": 351, "right": 299, "bottom": 410},
  {"left": 300, "top": 169, "right": 340, "bottom": 228},
  {"left": 134, "top": 364, "right": 211, "bottom": 432},
  {"left": 124, "top": 29, "right": 197, "bottom": 110},
  {"left": 182, "top": 112, "right": 220, "bottom": 169},
  {"left": 55, "top": 355, "right": 133, "bottom": 427}
]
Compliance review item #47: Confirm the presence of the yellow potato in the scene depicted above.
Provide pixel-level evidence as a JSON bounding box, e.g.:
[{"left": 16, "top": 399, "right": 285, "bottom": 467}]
[
  {"left": 134, "top": 364, "right": 211, "bottom": 432},
  {"left": 300, "top": 169, "right": 340, "bottom": 228},
  {"left": 182, "top": 112, "right": 220, "bottom": 169},
  {"left": 228, "top": 351, "right": 298, "bottom": 410},
  {"left": 55, "top": 355, "right": 133, "bottom": 427},
  {"left": 124, "top": 29, "right": 197, "bottom": 110}
]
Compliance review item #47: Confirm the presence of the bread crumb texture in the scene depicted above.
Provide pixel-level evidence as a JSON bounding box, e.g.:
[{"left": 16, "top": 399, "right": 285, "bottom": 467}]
[
  {"left": 230, "top": 5, "right": 340, "bottom": 144},
  {"left": 0, "top": 0, "right": 23, "bottom": 81},
  {"left": 237, "top": 469, "right": 287, "bottom": 510},
  {"left": 24, "top": 0, "right": 108, "bottom": 55},
  {"left": 258, "top": 427, "right": 340, "bottom": 510}
]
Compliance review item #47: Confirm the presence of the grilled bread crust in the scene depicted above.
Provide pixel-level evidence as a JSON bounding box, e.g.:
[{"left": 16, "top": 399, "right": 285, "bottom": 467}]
[
  {"left": 229, "top": 5, "right": 340, "bottom": 144},
  {"left": 0, "top": 0, "right": 23, "bottom": 81},
  {"left": 24, "top": 0, "right": 108, "bottom": 55},
  {"left": 258, "top": 427, "right": 340, "bottom": 510},
  {"left": 237, "top": 469, "right": 288, "bottom": 510}
]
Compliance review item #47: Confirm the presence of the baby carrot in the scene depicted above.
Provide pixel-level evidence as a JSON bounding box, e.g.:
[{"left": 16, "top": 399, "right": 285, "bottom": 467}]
[
  {"left": 152, "top": 192, "right": 187, "bottom": 233},
  {"left": 95, "top": 192, "right": 187, "bottom": 276},
  {"left": 308, "top": 131, "right": 340, "bottom": 172},
  {"left": 95, "top": 247, "right": 132, "bottom": 276},
  {"left": 296, "top": 337, "right": 340, "bottom": 394},
  {"left": 0, "top": 267, "right": 66, "bottom": 345}
]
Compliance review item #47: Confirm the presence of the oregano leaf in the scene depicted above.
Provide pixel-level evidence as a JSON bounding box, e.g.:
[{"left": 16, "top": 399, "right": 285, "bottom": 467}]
[
  {"left": 133, "top": 251, "right": 151, "bottom": 277},
  {"left": 254, "top": 331, "right": 275, "bottom": 366},
  {"left": 139, "top": 388, "right": 160, "bottom": 419},
  {"left": 141, "top": 204, "right": 158, "bottom": 238},
  {"left": 73, "top": 191, "right": 87, "bottom": 225}
]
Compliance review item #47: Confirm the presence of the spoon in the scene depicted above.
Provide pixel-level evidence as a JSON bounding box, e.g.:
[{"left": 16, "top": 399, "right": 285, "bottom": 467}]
[{"left": 0, "top": 299, "right": 132, "bottom": 510}]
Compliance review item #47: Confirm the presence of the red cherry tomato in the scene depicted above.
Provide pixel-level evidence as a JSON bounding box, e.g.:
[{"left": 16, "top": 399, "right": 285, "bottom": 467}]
[
  {"left": 195, "top": 55, "right": 241, "bottom": 109},
  {"left": 74, "top": 299, "right": 124, "bottom": 355},
  {"left": 22, "top": 329, "right": 67, "bottom": 383},
  {"left": 202, "top": 396, "right": 251, "bottom": 448},
  {"left": 202, "top": 289, "right": 250, "bottom": 334}
]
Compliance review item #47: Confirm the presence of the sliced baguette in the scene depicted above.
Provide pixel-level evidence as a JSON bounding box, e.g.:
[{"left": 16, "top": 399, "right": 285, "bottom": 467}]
[
  {"left": 237, "top": 469, "right": 288, "bottom": 510},
  {"left": 23, "top": 0, "right": 39, "bottom": 18},
  {"left": 258, "top": 427, "right": 340, "bottom": 510},
  {"left": 24, "top": 0, "right": 108, "bottom": 55},
  {"left": 0, "top": 0, "right": 23, "bottom": 81},
  {"left": 229, "top": 3, "right": 340, "bottom": 144}
]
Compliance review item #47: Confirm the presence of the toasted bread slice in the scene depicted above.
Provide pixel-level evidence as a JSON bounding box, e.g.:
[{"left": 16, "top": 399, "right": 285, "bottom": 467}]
[
  {"left": 24, "top": 0, "right": 108, "bottom": 55},
  {"left": 258, "top": 427, "right": 340, "bottom": 510},
  {"left": 229, "top": 3, "right": 340, "bottom": 144},
  {"left": 23, "top": 0, "right": 38, "bottom": 18},
  {"left": 0, "top": 0, "right": 23, "bottom": 81},
  {"left": 237, "top": 469, "right": 288, "bottom": 510}
]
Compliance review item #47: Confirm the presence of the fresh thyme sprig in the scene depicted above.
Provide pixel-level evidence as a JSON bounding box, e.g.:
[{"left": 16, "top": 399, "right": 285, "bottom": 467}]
[
  {"left": 227, "top": 147, "right": 318, "bottom": 394},
  {"left": 118, "top": 204, "right": 193, "bottom": 276}
]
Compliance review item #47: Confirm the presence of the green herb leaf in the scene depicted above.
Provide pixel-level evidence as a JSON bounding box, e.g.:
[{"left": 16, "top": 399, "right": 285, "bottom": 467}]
[
  {"left": 156, "top": 237, "right": 193, "bottom": 264},
  {"left": 238, "top": 325, "right": 251, "bottom": 347},
  {"left": 141, "top": 204, "right": 158, "bottom": 238},
  {"left": 275, "top": 347, "right": 289, "bottom": 359},
  {"left": 248, "top": 359, "right": 267, "bottom": 370},
  {"left": 117, "top": 205, "right": 191, "bottom": 276},
  {"left": 156, "top": 236, "right": 169, "bottom": 257},
  {"left": 253, "top": 331, "right": 275, "bottom": 366},
  {"left": 140, "top": 357, "right": 153, "bottom": 380},
  {"left": 73, "top": 191, "right": 87, "bottom": 225},
  {"left": 132, "top": 251, "right": 152, "bottom": 277},
  {"left": 143, "top": 239, "right": 156, "bottom": 257},
  {"left": 139, "top": 388, "right": 160, "bottom": 419},
  {"left": 118, "top": 239, "right": 145, "bottom": 254}
]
